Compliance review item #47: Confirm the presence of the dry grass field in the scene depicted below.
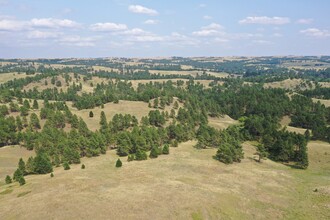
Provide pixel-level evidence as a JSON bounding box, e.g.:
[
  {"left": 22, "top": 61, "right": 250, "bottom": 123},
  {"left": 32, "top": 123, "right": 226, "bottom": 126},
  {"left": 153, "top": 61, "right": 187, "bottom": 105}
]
[
  {"left": 264, "top": 79, "right": 308, "bottom": 90},
  {"left": 0, "top": 146, "right": 35, "bottom": 180},
  {"left": 312, "top": 98, "right": 330, "bottom": 107},
  {"left": 0, "top": 73, "right": 30, "bottom": 84},
  {"left": 0, "top": 140, "right": 329, "bottom": 220},
  {"left": 208, "top": 115, "right": 239, "bottom": 130}
]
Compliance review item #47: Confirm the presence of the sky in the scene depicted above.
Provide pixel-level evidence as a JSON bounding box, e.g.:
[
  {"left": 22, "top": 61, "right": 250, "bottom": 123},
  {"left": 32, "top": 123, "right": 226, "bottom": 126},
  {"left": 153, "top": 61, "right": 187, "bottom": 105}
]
[{"left": 0, "top": 0, "right": 329, "bottom": 58}]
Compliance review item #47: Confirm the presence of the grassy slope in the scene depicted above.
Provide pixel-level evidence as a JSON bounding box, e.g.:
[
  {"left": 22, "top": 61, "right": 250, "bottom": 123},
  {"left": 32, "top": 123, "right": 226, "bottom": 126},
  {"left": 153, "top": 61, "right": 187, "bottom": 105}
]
[{"left": 0, "top": 141, "right": 329, "bottom": 220}]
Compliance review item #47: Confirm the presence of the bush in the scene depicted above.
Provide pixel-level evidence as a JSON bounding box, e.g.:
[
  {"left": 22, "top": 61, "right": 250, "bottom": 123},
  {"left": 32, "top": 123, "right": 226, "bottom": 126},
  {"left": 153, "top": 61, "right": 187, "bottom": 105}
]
[
  {"left": 50, "top": 173, "right": 54, "bottom": 178},
  {"left": 115, "top": 159, "right": 122, "bottom": 167},
  {"left": 5, "top": 175, "right": 12, "bottom": 184},
  {"left": 81, "top": 164, "right": 85, "bottom": 169},
  {"left": 162, "top": 144, "right": 170, "bottom": 155},
  {"left": 127, "top": 154, "right": 135, "bottom": 162},
  {"left": 63, "top": 162, "right": 70, "bottom": 170},
  {"left": 89, "top": 111, "right": 94, "bottom": 118},
  {"left": 149, "top": 146, "right": 160, "bottom": 158},
  {"left": 135, "top": 149, "right": 147, "bottom": 161}
]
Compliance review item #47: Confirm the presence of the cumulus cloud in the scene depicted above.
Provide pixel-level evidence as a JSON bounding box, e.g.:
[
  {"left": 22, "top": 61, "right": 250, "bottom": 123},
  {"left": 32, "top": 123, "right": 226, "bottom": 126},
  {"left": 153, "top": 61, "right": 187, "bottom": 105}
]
[
  {"left": 57, "top": 36, "right": 97, "bottom": 47},
  {"left": 0, "top": 19, "right": 27, "bottom": 31},
  {"left": 0, "top": 18, "right": 80, "bottom": 31},
  {"left": 239, "top": 16, "right": 290, "bottom": 25},
  {"left": 30, "top": 18, "right": 80, "bottom": 28},
  {"left": 192, "top": 23, "right": 224, "bottom": 37},
  {"left": 300, "top": 28, "right": 330, "bottom": 38},
  {"left": 296, "top": 18, "right": 313, "bottom": 24},
  {"left": 144, "top": 19, "right": 159, "bottom": 25},
  {"left": 90, "top": 22, "right": 127, "bottom": 31},
  {"left": 203, "top": 15, "right": 212, "bottom": 20},
  {"left": 27, "top": 30, "right": 62, "bottom": 39},
  {"left": 128, "top": 5, "right": 158, "bottom": 16}
]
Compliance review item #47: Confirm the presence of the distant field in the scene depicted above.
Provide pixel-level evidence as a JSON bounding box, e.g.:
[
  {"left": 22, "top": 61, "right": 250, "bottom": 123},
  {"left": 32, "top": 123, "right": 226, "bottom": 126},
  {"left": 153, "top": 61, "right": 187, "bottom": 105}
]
[
  {"left": 0, "top": 73, "right": 29, "bottom": 84},
  {"left": 312, "top": 98, "right": 330, "bottom": 107},
  {"left": 0, "top": 146, "right": 35, "bottom": 180},
  {"left": 264, "top": 79, "right": 308, "bottom": 90},
  {"left": 0, "top": 140, "right": 328, "bottom": 219},
  {"left": 128, "top": 79, "right": 214, "bottom": 89},
  {"left": 280, "top": 116, "right": 307, "bottom": 134},
  {"left": 208, "top": 115, "right": 238, "bottom": 130}
]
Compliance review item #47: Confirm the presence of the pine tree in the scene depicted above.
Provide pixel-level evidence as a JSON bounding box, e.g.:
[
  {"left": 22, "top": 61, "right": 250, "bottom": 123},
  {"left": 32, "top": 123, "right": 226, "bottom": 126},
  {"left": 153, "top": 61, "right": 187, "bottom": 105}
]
[
  {"left": 149, "top": 146, "right": 160, "bottom": 158},
  {"left": 115, "top": 158, "right": 122, "bottom": 167},
  {"left": 33, "top": 100, "right": 39, "bottom": 109},
  {"left": 34, "top": 153, "right": 53, "bottom": 174},
  {"left": 18, "top": 176, "right": 26, "bottom": 186},
  {"left": 100, "top": 111, "right": 108, "bottom": 133},
  {"left": 162, "top": 144, "right": 170, "bottom": 155},
  {"left": 26, "top": 156, "right": 35, "bottom": 174},
  {"left": 89, "top": 111, "right": 94, "bottom": 118},
  {"left": 255, "top": 144, "right": 268, "bottom": 162},
  {"left": 63, "top": 162, "right": 70, "bottom": 170},
  {"left": 13, "top": 168, "right": 23, "bottom": 181},
  {"left": 18, "top": 158, "right": 26, "bottom": 175},
  {"left": 135, "top": 149, "right": 148, "bottom": 161},
  {"left": 5, "top": 175, "right": 12, "bottom": 184}
]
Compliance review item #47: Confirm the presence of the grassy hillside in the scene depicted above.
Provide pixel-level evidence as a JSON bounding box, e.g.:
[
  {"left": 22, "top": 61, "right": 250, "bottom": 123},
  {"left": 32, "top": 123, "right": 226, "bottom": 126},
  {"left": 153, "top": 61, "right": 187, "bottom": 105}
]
[{"left": 0, "top": 141, "right": 329, "bottom": 220}]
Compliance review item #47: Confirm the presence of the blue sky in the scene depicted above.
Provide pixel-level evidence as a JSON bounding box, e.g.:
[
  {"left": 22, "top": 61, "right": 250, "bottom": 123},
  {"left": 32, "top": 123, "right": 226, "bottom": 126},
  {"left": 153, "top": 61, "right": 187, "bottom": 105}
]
[{"left": 0, "top": 0, "right": 329, "bottom": 58}]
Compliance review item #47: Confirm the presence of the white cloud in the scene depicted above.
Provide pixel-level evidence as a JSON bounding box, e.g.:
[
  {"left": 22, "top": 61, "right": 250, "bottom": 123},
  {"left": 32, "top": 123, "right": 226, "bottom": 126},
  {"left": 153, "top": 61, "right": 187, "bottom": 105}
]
[
  {"left": 203, "top": 15, "right": 212, "bottom": 20},
  {"left": 300, "top": 28, "right": 330, "bottom": 38},
  {"left": 90, "top": 22, "right": 127, "bottom": 31},
  {"left": 199, "top": 4, "right": 206, "bottom": 8},
  {"left": 202, "top": 23, "right": 223, "bottom": 30},
  {"left": 128, "top": 5, "right": 158, "bottom": 16},
  {"left": 57, "top": 36, "right": 96, "bottom": 47},
  {"left": 252, "top": 40, "right": 273, "bottom": 45},
  {"left": 30, "top": 18, "right": 80, "bottom": 28},
  {"left": 0, "top": 19, "right": 27, "bottom": 31},
  {"left": 192, "top": 23, "right": 224, "bottom": 37},
  {"left": 144, "top": 19, "right": 159, "bottom": 25},
  {"left": 27, "top": 30, "right": 62, "bottom": 39},
  {"left": 0, "top": 18, "right": 80, "bottom": 31},
  {"left": 239, "top": 16, "right": 290, "bottom": 25},
  {"left": 296, "top": 18, "right": 313, "bottom": 24}
]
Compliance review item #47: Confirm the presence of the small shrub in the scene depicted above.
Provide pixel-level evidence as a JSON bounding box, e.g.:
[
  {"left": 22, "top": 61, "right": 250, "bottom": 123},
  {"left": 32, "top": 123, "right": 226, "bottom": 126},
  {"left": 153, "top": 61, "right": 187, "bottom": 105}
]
[
  {"left": 5, "top": 175, "right": 12, "bottom": 184},
  {"left": 162, "top": 144, "right": 170, "bottom": 155},
  {"left": 50, "top": 173, "right": 54, "bottom": 178},
  {"left": 116, "top": 159, "right": 122, "bottom": 167},
  {"left": 81, "top": 164, "right": 85, "bottom": 169},
  {"left": 18, "top": 176, "right": 26, "bottom": 186},
  {"left": 63, "top": 162, "right": 70, "bottom": 170}
]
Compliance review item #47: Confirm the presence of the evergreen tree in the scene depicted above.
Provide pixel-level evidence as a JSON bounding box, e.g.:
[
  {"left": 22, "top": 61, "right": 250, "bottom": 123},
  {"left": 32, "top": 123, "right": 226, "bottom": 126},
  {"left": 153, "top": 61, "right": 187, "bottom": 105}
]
[
  {"left": 153, "top": 98, "right": 159, "bottom": 108},
  {"left": 33, "top": 100, "right": 39, "bottom": 109},
  {"left": 18, "top": 176, "right": 26, "bottom": 186},
  {"left": 30, "top": 113, "right": 41, "bottom": 129},
  {"left": 89, "top": 111, "right": 94, "bottom": 118},
  {"left": 255, "top": 144, "right": 268, "bottom": 162},
  {"left": 81, "top": 164, "right": 85, "bottom": 169},
  {"left": 5, "top": 175, "right": 12, "bottom": 184},
  {"left": 13, "top": 168, "right": 23, "bottom": 181},
  {"left": 63, "top": 162, "right": 70, "bottom": 170},
  {"left": 100, "top": 111, "right": 108, "bottom": 133},
  {"left": 115, "top": 158, "right": 122, "bottom": 167},
  {"left": 149, "top": 146, "right": 160, "bottom": 158},
  {"left": 25, "top": 156, "right": 35, "bottom": 174},
  {"left": 34, "top": 153, "right": 53, "bottom": 174},
  {"left": 18, "top": 158, "right": 26, "bottom": 175},
  {"left": 135, "top": 149, "right": 148, "bottom": 161},
  {"left": 162, "top": 144, "right": 170, "bottom": 154}
]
